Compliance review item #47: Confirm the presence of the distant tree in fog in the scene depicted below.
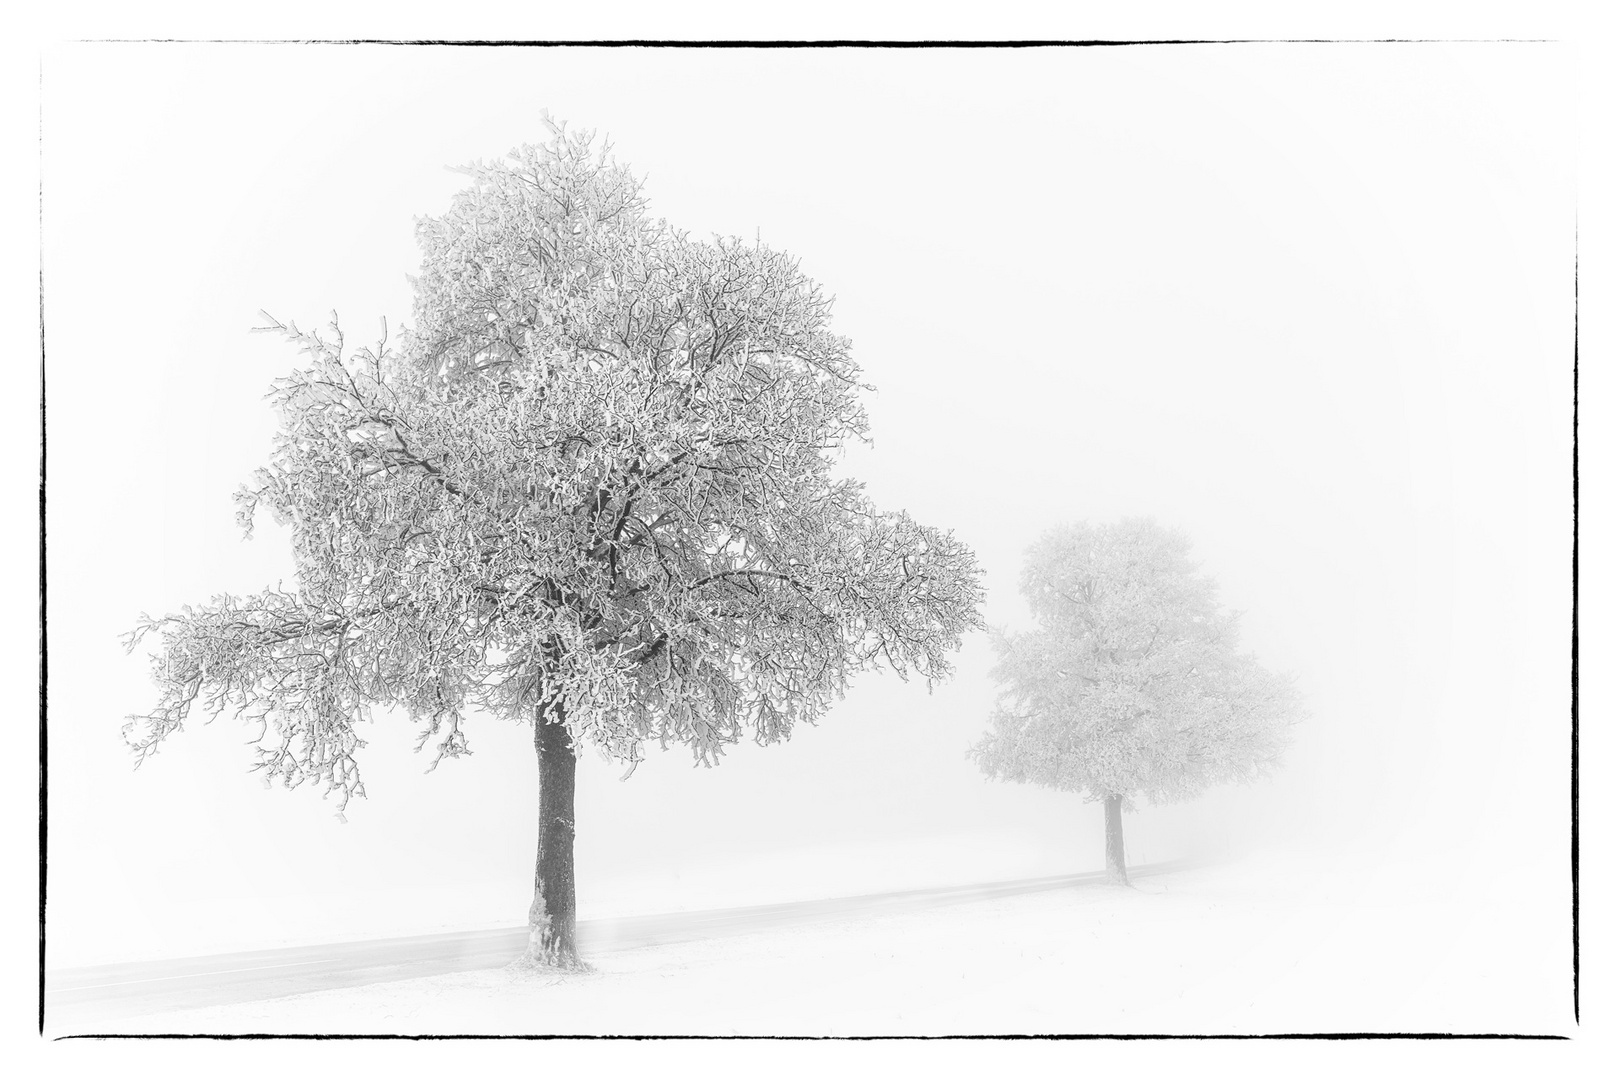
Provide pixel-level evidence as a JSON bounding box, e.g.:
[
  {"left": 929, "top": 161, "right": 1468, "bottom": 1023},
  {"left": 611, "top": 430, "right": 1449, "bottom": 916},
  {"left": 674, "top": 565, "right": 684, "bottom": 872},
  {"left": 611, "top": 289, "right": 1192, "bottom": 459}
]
[
  {"left": 124, "top": 119, "right": 984, "bottom": 968},
  {"left": 970, "top": 519, "right": 1301, "bottom": 885}
]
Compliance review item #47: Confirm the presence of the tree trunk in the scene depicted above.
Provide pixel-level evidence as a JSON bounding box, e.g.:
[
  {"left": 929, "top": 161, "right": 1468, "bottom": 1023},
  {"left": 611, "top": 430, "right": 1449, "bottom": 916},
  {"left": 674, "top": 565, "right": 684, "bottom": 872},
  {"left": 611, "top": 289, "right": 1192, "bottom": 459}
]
[
  {"left": 524, "top": 705, "right": 582, "bottom": 967},
  {"left": 1104, "top": 794, "right": 1129, "bottom": 886}
]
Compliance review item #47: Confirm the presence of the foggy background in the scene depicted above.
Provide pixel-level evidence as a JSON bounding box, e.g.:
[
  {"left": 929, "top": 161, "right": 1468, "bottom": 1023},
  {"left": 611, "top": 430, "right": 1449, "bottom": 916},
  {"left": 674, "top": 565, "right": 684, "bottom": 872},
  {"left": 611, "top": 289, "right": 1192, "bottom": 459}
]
[{"left": 43, "top": 43, "right": 1571, "bottom": 982}]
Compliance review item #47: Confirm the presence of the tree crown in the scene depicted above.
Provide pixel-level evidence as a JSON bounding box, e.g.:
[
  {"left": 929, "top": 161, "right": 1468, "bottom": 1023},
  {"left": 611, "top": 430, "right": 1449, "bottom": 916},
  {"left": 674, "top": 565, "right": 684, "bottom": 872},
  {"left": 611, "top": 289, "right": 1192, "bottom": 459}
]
[
  {"left": 126, "top": 120, "right": 984, "bottom": 809},
  {"left": 971, "top": 519, "right": 1299, "bottom": 807}
]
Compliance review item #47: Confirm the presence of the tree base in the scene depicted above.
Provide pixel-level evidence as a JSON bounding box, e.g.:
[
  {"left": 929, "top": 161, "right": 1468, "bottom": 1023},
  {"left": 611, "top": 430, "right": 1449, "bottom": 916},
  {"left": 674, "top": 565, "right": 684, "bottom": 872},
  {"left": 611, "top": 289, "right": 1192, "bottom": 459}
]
[
  {"left": 514, "top": 938, "right": 590, "bottom": 973},
  {"left": 511, "top": 951, "right": 591, "bottom": 974},
  {"left": 519, "top": 921, "right": 588, "bottom": 971},
  {"left": 507, "top": 956, "right": 592, "bottom": 984}
]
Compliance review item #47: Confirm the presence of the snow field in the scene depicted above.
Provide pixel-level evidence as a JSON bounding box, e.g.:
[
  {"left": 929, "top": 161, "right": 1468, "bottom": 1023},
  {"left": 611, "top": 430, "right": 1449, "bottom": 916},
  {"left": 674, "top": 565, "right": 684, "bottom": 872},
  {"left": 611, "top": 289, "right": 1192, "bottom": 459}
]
[{"left": 118, "top": 853, "right": 1571, "bottom": 1037}]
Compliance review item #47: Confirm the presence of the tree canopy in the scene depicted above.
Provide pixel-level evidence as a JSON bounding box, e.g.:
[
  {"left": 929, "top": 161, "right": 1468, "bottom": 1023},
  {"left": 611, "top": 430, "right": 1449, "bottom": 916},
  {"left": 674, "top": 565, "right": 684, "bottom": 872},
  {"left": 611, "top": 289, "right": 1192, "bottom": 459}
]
[
  {"left": 971, "top": 519, "right": 1298, "bottom": 810},
  {"left": 124, "top": 121, "right": 985, "bottom": 811}
]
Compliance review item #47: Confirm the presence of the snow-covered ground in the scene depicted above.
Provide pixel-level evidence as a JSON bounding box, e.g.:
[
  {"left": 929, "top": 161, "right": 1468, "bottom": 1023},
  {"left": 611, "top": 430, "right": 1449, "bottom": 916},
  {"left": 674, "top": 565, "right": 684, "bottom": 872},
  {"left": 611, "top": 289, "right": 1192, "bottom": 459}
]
[
  {"left": 110, "top": 852, "right": 1571, "bottom": 1037},
  {"left": 46, "top": 826, "right": 1129, "bottom": 969}
]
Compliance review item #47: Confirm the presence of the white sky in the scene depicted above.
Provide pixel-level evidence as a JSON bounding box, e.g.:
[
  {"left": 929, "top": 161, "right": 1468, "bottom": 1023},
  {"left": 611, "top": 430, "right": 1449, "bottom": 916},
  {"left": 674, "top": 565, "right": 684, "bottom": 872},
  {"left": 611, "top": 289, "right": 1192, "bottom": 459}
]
[{"left": 39, "top": 42, "right": 1576, "bottom": 971}]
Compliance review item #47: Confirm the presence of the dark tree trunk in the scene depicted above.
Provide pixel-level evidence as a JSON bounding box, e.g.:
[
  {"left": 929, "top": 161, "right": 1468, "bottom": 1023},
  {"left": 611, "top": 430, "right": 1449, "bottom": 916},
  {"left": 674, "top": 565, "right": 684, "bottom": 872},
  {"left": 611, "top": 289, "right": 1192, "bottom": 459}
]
[
  {"left": 1104, "top": 794, "right": 1129, "bottom": 886},
  {"left": 525, "top": 705, "right": 581, "bottom": 967}
]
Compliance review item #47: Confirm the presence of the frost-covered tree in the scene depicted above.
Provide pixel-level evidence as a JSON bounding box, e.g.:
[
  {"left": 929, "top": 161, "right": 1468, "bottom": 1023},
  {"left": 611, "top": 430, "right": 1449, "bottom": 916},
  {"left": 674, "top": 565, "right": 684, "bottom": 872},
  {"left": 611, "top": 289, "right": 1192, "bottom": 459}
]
[
  {"left": 970, "top": 519, "right": 1299, "bottom": 885},
  {"left": 124, "top": 121, "right": 984, "bottom": 967}
]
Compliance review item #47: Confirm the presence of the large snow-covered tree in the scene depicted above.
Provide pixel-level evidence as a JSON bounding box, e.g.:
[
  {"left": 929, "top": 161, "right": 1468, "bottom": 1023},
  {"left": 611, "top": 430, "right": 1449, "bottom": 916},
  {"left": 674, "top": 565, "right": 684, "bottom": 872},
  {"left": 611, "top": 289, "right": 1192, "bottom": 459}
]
[
  {"left": 124, "top": 121, "right": 984, "bottom": 967},
  {"left": 970, "top": 519, "right": 1299, "bottom": 885}
]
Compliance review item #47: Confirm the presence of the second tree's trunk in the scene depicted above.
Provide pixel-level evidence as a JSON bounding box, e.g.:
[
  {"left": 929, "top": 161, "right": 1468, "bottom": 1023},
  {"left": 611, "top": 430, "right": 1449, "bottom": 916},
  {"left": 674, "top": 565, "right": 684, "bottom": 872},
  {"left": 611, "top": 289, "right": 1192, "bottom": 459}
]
[
  {"left": 525, "top": 705, "right": 581, "bottom": 967},
  {"left": 1104, "top": 793, "right": 1129, "bottom": 886}
]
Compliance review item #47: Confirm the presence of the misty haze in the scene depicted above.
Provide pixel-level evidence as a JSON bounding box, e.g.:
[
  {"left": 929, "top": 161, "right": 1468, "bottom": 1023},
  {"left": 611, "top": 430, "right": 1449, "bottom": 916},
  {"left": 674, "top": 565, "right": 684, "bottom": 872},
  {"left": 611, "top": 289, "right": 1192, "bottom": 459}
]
[{"left": 42, "top": 42, "right": 1574, "bottom": 1039}]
